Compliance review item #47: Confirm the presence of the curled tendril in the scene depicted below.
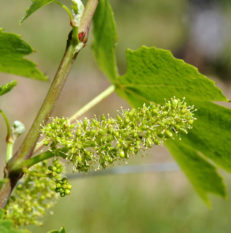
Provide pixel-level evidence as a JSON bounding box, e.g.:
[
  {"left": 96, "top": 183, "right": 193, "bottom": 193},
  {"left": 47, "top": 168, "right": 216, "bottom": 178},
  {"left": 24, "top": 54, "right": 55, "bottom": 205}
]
[{"left": 42, "top": 97, "right": 196, "bottom": 172}]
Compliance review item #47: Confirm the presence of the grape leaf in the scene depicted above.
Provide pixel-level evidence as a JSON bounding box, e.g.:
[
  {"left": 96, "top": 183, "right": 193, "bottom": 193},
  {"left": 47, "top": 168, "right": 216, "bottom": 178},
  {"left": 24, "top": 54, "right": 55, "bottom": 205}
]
[
  {"left": 21, "top": 0, "right": 54, "bottom": 23},
  {"left": 117, "top": 47, "right": 227, "bottom": 104},
  {"left": 179, "top": 101, "right": 231, "bottom": 172},
  {"left": 0, "top": 29, "right": 47, "bottom": 81},
  {"left": 115, "top": 46, "right": 231, "bottom": 201},
  {"left": 0, "top": 80, "right": 17, "bottom": 96},
  {"left": 91, "top": 1, "right": 230, "bottom": 201},
  {"left": 166, "top": 141, "right": 225, "bottom": 204},
  {"left": 92, "top": 0, "right": 118, "bottom": 82}
]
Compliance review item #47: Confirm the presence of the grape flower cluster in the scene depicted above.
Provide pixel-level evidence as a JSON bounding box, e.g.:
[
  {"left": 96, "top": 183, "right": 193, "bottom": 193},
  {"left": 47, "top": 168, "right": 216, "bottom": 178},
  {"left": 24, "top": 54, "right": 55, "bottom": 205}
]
[
  {"left": 42, "top": 97, "right": 196, "bottom": 172},
  {"left": 47, "top": 160, "right": 72, "bottom": 197},
  {"left": 4, "top": 160, "right": 71, "bottom": 227},
  {"left": 3, "top": 97, "right": 195, "bottom": 228}
]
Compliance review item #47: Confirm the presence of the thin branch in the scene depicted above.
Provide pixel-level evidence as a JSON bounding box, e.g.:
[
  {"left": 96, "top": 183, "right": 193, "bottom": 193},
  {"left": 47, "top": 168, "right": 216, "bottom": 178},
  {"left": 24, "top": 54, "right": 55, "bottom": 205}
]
[
  {"left": 69, "top": 85, "right": 115, "bottom": 122},
  {"left": 67, "top": 162, "right": 179, "bottom": 179},
  {"left": 54, "top": 0, "right": 74, "bottom": 22}
]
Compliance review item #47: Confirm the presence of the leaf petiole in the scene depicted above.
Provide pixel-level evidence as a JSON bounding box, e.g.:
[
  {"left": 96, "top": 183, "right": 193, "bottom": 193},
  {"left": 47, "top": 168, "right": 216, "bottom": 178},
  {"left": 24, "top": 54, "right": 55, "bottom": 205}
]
[{"left": 69, "top": 84, "right": 115, "bottom": 122}]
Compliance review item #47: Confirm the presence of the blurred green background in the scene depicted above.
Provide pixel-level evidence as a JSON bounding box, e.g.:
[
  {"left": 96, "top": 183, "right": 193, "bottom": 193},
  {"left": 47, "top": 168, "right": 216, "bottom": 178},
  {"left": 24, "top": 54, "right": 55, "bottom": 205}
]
[{"left": 1, "top": 0, "right": 231, "bottom": 232}]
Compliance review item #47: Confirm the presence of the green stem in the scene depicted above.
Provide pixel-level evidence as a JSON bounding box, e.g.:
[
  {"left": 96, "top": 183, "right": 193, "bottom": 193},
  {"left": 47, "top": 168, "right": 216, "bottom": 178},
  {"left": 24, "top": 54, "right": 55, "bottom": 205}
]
[
  {"left": 0, "top": 109, "right": 12, "bottom": 143},
  {"left": 13, "top": 150, "right": 66, "bottom": 172},
  {"left": 8, "top": 36, "right": 78, "bottom": 168},
  {"left": 69, "top": 85, "right": 115, "bottom": 122},
  {"left": 6, "top": 142, "right": 14, "bottom": 163}
]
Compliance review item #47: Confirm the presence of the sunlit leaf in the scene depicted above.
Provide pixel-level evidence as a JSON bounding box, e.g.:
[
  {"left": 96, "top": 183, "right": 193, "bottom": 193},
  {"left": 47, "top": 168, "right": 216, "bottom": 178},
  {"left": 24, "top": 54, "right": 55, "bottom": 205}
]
[{"left": 115, "top": 46, "right": 230, "bottom": 201}]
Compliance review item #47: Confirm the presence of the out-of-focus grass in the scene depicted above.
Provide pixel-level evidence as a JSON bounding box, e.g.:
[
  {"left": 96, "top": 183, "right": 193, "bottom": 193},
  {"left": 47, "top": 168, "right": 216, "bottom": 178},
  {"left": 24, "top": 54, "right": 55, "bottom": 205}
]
[
  {"left": 29, "top": 172, "right": 231, "bottom": 233},
  {"left": 1, "top": 1, "right": 231, "bottom": 233}
]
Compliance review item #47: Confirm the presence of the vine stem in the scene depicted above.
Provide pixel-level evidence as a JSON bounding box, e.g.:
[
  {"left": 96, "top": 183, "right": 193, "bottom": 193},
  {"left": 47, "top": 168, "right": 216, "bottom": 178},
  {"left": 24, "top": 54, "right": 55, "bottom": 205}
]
[
  {"left": 0, "top": 0, "right": 99, "bottom": 209},
  {"left": 8, "top": 36, "right": 80, "bottom": 168},
  {"left": 6, "top": 143, "right": 14, "bottom": 163},
  {"left": 78, "top": 0, "right": 98, "bottom": 43}
]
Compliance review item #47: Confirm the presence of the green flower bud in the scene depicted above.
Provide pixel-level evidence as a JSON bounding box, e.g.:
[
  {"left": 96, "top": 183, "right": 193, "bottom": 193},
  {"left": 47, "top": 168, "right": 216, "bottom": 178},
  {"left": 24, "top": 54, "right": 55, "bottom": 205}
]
[
  {"left": 41, "top": 98, "right": 196, "bottom": 173},
  {"left": 12, "top": 120, "right": 25, "bottom": 137}
]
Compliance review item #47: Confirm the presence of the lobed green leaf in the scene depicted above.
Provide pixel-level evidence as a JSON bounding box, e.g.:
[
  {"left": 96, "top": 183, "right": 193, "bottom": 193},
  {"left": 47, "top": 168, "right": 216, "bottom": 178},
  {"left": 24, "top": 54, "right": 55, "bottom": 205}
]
[
  {"left": 0, "top": 80, "right": 17, "bottom": 96},
  {"left": 166, "top": 141, "right": 225, "bottom": 205},
  {"left": 0, "top": 29, "right": 48, "bottom": 81},
  {"left": 116, "top": 46, "right": 230, "bottom": 202},
  {"left": 91, "top": 1, "right": 230, "bottom": 202},
  {"left": 117, "top": 46, "right": 227, "bottom": 104}
]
